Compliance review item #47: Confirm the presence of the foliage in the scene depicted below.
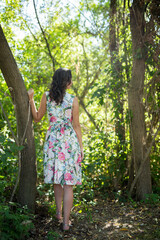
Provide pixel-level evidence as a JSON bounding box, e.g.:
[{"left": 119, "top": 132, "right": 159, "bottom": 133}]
[
  {"left": 0, "top": 131, "right": 24, "bottom": 202},
  {"left": 47, "top": 231, "right": 61, "bottom": 240},
  {"left": 143, "top": 193, "right": 160, "bottom": 205},
  {"left": 0, "top": 202, "right": 34, "bottom": 240}
]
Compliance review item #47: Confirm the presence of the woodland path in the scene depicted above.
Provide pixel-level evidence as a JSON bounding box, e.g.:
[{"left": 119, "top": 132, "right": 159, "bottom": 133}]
[{"left": 28, "top": 196, "right": 160, "bottom": 240}]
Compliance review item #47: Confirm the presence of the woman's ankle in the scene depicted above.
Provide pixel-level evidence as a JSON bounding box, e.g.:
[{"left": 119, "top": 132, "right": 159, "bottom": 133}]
[
  {"left": 55, "top": 211, "right": 62, "bottom": 220},
  {"left": 63, "top": 223, "right": 70, "bottom": 230}
]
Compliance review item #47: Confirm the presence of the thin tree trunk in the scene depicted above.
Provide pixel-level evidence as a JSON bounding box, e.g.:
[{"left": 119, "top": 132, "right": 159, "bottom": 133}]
[
  {"left": 109, "top": 0, "right": 126, "bottom": 188},
  {"left": 128, "top": 0, "right": 152, "bottom": 200},
  {"left": 0, "top": 25, "right": 37, "bottom": 212},
  {"left": 109, "top": 0, "right": 125, "bottom": 145}
]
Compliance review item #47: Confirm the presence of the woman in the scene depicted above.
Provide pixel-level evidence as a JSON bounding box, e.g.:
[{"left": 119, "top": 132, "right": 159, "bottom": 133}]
[{"left": 28, "top": 68, "right": 83, "bottom": 231}]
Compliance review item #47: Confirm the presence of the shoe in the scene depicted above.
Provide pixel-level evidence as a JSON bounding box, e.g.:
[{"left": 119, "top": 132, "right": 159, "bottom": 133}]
[
  {"left": 55, "top": 211, "right": 62, "bottom": 221},
  {"left": 60, "top": 223, "right": 71, "bottom": 232}
]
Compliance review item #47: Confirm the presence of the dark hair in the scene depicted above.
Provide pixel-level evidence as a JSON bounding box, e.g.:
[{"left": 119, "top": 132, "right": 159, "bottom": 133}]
[{"left": 49, "top": 68, "right": 72, "bottom": 105}]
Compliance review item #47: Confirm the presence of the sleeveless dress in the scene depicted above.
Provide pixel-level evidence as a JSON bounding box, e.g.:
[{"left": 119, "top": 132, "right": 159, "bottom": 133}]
[{"left": 43, "top": 92, "right": 82, "bottom": 186}]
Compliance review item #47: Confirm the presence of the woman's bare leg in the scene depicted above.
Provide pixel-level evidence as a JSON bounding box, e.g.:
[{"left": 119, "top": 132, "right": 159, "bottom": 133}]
[
  {"left": 54, "top": 184, "right": 63, "bottom": 219},
  {"left": 63, "top": 185, "right": 73, "bottom": 230}
]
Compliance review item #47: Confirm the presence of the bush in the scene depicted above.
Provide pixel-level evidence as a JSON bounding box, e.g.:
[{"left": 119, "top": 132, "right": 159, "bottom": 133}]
[{"left": 0, "top": 202, "right": 34, "bottom": 240}]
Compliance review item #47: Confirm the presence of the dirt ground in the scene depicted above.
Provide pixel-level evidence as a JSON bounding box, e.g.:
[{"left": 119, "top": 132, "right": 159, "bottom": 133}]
[{"left": 27, "top": 195, "right": 160, "bottom": 240}]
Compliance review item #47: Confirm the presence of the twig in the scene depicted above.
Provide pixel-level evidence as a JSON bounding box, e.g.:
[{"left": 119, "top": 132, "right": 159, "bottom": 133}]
[
  {"left": 0, "top": 100, "right": 19, "bottom": 145},
  {"left": 81, "top": 41, "right": 89, "bottom": 86},
  {"left": 10, "top": 151, "right": 21, "bottom": 202},
  {"left": 21, "top": 104, "right": 30, "bottom": 144},
  {"left": 32, "top": 0, "right": 55, "bottom": 71},
  {"left": 81, "top": 65, "right": 102, "bottom": 99},
  {"left": 72, "top": 86, "right": 101, "bottom": 132},
  {"left": 10, "top": 103, "right": 31, "bottom": 202},
  {"left": 0, "top": 89, "right": 10, "bottom": 98}
]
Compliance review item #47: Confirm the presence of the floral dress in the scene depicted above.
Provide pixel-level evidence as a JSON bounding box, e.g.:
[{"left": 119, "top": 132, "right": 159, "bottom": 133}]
[{"left": 43, "top": 92, "right": 82, "bottom": 186}]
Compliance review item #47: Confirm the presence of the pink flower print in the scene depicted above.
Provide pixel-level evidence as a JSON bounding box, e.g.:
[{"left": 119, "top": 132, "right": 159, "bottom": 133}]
[
  {"left": 64, "top": 173, "right": 73, "bottom": 181},
  {"left": 48, "top": 126, "right": 51, "bottom": 131},
  {"left": 49, "top": 141, "right": 54, "bottom": 149},
  {"left": 60, "top": 127, "right": 65, "bottom": 134},
  {"left": 65, "top": 141, "right": 70, "bottom": 149},
  {"left": 76, "top": 181, "right": 82, "bottom": 185},
  {"left": 65, "top": 109, "right": 71, "bottom": 117},
  {"left": 48, "top": 164, "right": 52, "bottom": 170},
  {"left": 58, "top": 152, "right": 65, "bottom": 161},
  {"left": 77, "top": 154, "right": 82, "bottom": 163},
  {"left": 68, "top": 150, "right": 71, "bottom": 153},
  {"left": 50, "top": 116, "right": 57, "bottom": 122}
]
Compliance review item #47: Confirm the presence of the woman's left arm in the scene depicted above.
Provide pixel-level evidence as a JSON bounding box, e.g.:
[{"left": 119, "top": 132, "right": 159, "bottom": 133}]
[{"left": 28, "top": 88, "right": 46, "bottom": 122}]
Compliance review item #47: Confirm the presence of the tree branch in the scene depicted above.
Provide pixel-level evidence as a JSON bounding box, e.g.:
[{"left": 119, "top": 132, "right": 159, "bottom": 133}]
[
  {"left": 0, "top": 100, "right": 19, "bottom": 145},
  {"left": 72, "top": 85, "right": 101, "bottom": 132},
  {"left": 81, "top": 65, "right": 102, "bottom": 99},
  {"left": 32, "top": 0, "right": 55, "bottom": 71},
  {"left": 81, "top": 41, "right": 89, "bottom": 86}
]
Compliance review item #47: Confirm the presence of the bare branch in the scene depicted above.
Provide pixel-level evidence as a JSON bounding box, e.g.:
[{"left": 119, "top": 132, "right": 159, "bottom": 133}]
[
  {"left": 72, "top": 85, "right": 101, "bottom": 132},
  {"left": 22, "top": 18, "right": 38, "bottom": 42},
  {"left": 81, "top": 41, "right": 89, "bottom": 85},
  {"left": 81, "top": 65, "right": 102, "bottom": 99},
  {"left": 32, "top": 0, "right": 55, "bottom": 71},
  {"left": 79, "top": 98, "right": 101, "bottom": 132},
  {"left": 0, "top": 100, "right": 18, "bottom": 145},
  {"left": 0, "top": 89, "right": 11, "bottom": 98}
]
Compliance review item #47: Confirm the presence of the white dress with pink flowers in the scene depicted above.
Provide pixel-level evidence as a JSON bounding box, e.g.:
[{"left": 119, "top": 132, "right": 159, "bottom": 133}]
[{"left": 43, "top": 92, "right": 82, "bottom": 186}]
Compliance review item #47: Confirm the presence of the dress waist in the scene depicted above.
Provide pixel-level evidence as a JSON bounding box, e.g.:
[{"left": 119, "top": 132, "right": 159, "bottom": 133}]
[{"left": 49, "top": 121, "right": 72, "bottom": 129}]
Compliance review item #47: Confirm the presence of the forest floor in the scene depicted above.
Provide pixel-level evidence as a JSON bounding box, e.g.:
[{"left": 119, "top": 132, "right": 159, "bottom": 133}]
[{"left": 27, "top": 192, "right": 160, "bottom": 240}]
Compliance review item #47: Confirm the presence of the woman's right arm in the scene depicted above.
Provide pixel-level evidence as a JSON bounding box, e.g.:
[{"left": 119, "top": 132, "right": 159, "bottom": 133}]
[
  {"left": 72, "top": 97, "right": 84, "bottom": 160},
  {"left": 28, "top": 88, "right": 46, "bottom": 122}
]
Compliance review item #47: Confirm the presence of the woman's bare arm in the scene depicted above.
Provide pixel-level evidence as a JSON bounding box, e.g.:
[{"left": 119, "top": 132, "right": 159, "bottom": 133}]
[
  {"left": 72, "top": 97, "right": 84, "bottom": 159},
  {"left": 28, "top": 88, "right": 46, "bottom": 122}
]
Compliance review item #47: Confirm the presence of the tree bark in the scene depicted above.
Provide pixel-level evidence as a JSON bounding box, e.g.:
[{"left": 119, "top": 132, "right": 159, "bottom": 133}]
[
  {"left": 109, "top": 0, "right": 125, "bottom": 145},
  {"left": 0, "top": 25, "right": 37, "bottom": 212},
  {"left": 109, "top": 0, "right": 126, "bottom": 188},
  {"left": 128, "top": 0, "right": 152, "bottom": 200}
]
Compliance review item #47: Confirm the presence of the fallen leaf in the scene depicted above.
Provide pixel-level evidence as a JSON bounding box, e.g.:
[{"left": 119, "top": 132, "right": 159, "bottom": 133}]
[{"left": 120, "top": 228, "right": 128, "bottom": 231}]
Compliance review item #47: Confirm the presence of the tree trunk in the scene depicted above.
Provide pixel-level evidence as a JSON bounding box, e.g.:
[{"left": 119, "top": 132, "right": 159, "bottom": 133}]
[
  {"left": 0, "top": 25, "right": 37, "bottom": 212},
  {"left": 109, "top": 0, "right": 125, "bottom": 145},
  {"left": 109, "top": 0, "right": 126, "bottom": 188},
  {"left": 128, "top": 0, "right": 152, "bottom": 200}
]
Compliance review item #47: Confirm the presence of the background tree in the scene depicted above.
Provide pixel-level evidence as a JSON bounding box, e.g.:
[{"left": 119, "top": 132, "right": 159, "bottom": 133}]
[
  {"left": 109, "top": 0, "right": 126, "bottom": 189},
  {"left": 0, "top": 25, "right": 36, "bottom": 211},
  {"left": 128, "top": 0, "right": 152, "bottom": 199}
]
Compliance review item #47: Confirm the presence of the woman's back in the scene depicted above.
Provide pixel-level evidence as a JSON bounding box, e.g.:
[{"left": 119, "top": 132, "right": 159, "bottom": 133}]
[
  {"left": 44, "top": 91, "right": 82, "bottom": 186},
  {"left": 46, "top": 92, "right": 74, "bottom": 126}
]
